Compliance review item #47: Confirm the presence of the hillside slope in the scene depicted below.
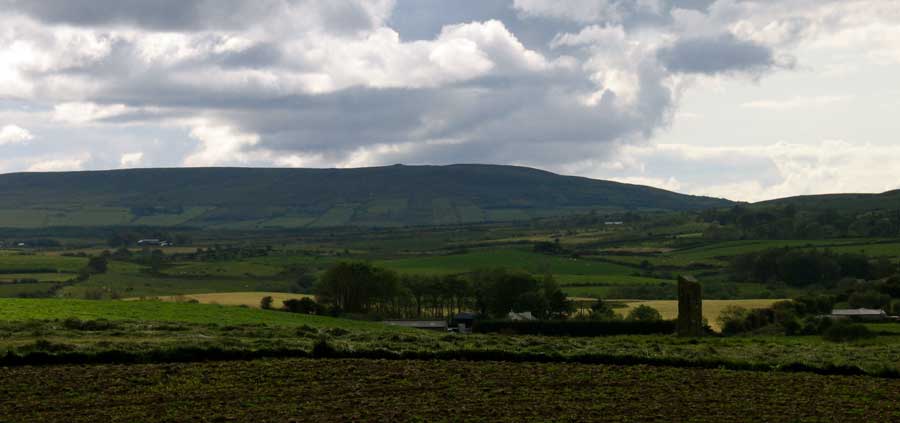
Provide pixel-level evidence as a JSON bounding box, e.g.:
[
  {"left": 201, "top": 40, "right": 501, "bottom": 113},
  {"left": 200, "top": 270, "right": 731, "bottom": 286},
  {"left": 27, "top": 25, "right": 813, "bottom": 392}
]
[
  {"left": 755, "top": 190, "right": 900, "bottom": 212},
  {"left": 0, "top": 164, "right": 732, "bottom": 228}
]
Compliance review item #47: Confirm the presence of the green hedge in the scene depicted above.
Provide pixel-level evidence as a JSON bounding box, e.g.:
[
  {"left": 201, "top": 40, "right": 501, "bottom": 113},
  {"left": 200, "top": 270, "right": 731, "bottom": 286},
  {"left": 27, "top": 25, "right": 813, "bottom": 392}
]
[{"left": 473, "top": 319, "right": 676, "bottom": 336}]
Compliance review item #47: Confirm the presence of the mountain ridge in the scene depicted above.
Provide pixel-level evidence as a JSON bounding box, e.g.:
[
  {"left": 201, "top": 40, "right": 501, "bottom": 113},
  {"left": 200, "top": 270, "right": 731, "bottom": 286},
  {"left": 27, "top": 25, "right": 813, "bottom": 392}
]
[{"left": 0, "top": 164, "right": 733, "bottom": 228}]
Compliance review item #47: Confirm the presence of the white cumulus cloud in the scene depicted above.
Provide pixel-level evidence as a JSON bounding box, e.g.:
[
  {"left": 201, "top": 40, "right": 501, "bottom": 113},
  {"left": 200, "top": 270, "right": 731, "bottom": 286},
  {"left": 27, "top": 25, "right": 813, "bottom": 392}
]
[{"left": 0, "top": 125, "right": 34, "bottom": 145}]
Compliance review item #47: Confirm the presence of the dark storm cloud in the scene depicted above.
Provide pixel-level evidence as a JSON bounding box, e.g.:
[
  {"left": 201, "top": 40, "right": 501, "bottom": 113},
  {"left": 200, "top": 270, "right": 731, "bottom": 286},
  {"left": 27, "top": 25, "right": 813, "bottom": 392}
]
[
  {"left": 2, "top": 0, "right": 255, "bottom": 31},
  {"left": 656, "top": 33, "right": 776, "bottom": 75},
  {"left": 1, "top": 0, "right": 383, "bottom": 34}
]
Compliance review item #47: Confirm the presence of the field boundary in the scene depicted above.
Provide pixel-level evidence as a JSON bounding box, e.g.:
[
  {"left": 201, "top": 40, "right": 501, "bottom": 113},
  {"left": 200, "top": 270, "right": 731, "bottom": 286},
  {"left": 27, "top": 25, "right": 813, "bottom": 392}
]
[{"left": 4, "top": 342, "right": 898, "bottom": 379}]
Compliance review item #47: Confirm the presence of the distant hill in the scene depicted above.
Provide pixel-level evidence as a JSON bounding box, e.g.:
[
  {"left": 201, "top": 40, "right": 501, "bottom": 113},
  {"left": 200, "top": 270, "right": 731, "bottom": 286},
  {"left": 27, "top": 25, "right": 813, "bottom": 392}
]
[
  {"left": 0, "top": 164, "right": 732, "bottom": 229},
  {"left": 755, "top": 190, "right": 900, "bottom": 212}
]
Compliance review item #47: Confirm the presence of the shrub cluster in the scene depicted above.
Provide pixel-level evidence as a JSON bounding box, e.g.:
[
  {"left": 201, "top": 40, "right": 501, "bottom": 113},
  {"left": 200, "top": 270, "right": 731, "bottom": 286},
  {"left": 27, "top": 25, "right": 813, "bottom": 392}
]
[
  {"left": 822, "top": 322, "right": 875, "bottom": 343},
  {"left": 472, "top": 319, "right": 676, "bottom": 336}
]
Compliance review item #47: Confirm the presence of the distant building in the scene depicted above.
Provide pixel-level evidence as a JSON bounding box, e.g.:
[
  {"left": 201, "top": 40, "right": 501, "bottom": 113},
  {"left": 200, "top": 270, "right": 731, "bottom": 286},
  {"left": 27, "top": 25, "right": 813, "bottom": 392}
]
[
  {"left": 830, "top": 308, "right": 888, "bottom": 321},
  {"left": 138, "top": 239, "right": 171, "bottom": 247},
  {"left": 508, "top": 311, "right": 537, "bottom": 321},
  {"left": 451, "top": 312, "right": 478, "bottom": 333}
]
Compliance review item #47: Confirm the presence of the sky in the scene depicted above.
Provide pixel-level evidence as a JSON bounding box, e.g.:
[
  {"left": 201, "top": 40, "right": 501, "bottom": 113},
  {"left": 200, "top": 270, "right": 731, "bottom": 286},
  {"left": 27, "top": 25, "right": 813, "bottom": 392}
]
[{"left": 1, "top": 0, "right": 899, "bottom": 202}]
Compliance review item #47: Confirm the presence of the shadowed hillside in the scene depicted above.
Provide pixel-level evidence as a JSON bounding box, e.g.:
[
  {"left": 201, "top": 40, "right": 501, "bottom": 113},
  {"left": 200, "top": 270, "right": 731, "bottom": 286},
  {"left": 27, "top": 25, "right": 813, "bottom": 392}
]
[{"left": 0, "top": 164, "right": 732, "bottom": 228}]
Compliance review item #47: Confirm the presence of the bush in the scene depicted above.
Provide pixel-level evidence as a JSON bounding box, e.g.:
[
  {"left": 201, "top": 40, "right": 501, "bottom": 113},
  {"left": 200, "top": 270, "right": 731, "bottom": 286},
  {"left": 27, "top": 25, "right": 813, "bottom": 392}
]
[
  {"left": 472, "top": 319, "right": 676, "bottom": 336},
  {"left": 283, "top": 297, "right": 323, "bottom": 314},
  {"left": 86, "top": 256, "right": 108, "bottom": 274},
  {"left": 626, "top": 305, "right": 662, "bottom": 322},
  {"left": 311, "top": 337, "right": 338, "bottom": 357},
  {"left": 848, "top": 290, "right": 891, "bottom": 310},
  {"left": 717, "top": 306, "right": 750, "bottom": 335},
  {"left": 587, "top": 299, "right": 619, "bottom": 320},
  {"left": 822, "top": 322, "right": 875, "bottom": 343},
  {"left": 260, "top": 296, "right": 274, "bottom": 310}
]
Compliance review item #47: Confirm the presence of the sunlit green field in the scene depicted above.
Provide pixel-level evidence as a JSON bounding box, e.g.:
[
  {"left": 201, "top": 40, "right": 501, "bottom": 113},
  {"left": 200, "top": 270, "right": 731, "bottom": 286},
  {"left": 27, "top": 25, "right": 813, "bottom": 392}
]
[
  {"left": 0, "top": 252, "right": 86, "bottom": 273},
  {"left": 0, "top": 298, "right": 386, "bottom": 330},
  {"left": 378, "top": 249, "right": 635, "bottom": 277},
  {"left": 605, "top": 239, "right": 884, "bottom": 267}
]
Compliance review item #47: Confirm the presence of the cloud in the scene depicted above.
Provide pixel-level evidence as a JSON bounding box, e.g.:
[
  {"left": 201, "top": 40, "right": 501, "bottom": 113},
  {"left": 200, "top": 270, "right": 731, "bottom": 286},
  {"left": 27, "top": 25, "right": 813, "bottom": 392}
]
[
  {"left": 1, "top": 0, "right": 396, "bottom": 34},
  {"left": 119, "top": 152, "right": 144, "bottom": 168},
  {"left": 0, "top": 0, "right": 896, "bottom": 201},
  {"left": 0, "top": 125, "right": 33, "bottom": 145},
  {"left": 657, "top": 33, "right": 777, "bottom": 75},
  {"left": 582, "top": 141, "right": 900, "bottom": 202},
  {"left": 183, "top": 120, "right": 260, "bottom": 167},
  {"left": 741, "top": 96, "right": 849, "bottom": 111},
  {"left": 512, "top": 0, "right": 669, "bottom": 24},
  {"left": 27, "top": 156, "right": 89, "bottom": 172},
  {"left": 0, "top": 1, "right": 796, "bottom": 170}
]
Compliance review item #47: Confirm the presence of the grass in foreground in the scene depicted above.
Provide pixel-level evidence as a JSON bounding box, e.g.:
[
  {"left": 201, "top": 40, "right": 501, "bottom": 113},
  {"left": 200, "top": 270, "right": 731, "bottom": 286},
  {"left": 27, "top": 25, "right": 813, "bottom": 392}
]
[{"left": 0, "top": 358, "right": 898, "bottom": 422}]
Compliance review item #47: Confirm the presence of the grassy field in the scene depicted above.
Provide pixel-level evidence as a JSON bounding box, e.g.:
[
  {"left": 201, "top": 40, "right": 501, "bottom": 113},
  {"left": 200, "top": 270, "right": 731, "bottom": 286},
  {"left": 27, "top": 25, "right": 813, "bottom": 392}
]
[
  {"left": 1, "top": 358, "right": 897, "bottom": 422},
  {"left": 606, "top": 239, "right": 880, "bottom": 267},
  {"left": 0, "top": 298, "right": 384, "bottom": 330},
  {"left": 379, "top": 249, "right": 636, "bottom": 278},
  {"left": 0, "top": 273, "right": 69, "bottom": 282},
  {"left": 60, "top": 272, "right": 296, "bottom": 299},
  {"left": 142, "top": 292, "right": 314, "bottom": 308},
  {"left": 0, "top": 252, "right": 86, "bottom": 273},
  {"left": 613, "top": 299, "right": 788, "bottom": 331},
  {"left": 1, "top": 297, "right": 899, "bottom": 375}
]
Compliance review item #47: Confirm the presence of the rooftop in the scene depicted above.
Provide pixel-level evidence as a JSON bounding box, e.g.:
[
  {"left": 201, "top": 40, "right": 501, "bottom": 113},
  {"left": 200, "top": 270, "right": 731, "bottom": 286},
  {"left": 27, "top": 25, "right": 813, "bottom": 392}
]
[{"left": 831, "top": 309, "right": 886, "bottom": 316}]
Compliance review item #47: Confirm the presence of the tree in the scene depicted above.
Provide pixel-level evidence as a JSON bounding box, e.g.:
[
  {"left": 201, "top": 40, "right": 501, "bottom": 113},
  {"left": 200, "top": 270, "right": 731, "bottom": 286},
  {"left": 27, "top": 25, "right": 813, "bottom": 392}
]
[
  {"left": 589, "top": 299, "right": 618, "bottom": 320},
  {"left": 86, "top": 256, "right": 108, "bottom": 274},
  {"left": 283, "top": 297, "right": 322, "bottom": 314},
  {"left": 717, "top": 306, "right": 750, "bottom": 335},
  {"left": 316, "top": 262, "right": 399, "bottom": 314},
  {"left": 848, "top": 290, "right": 891, "bottom": 310},
  {"left": 542, "top": 276, "right": 573, "bottom": 319},
  {"left": 627, "top": 305, "right": 662, "bottom": 322},
  {"left": 260, "top": 296, "right": 274, "bottom": 310}
]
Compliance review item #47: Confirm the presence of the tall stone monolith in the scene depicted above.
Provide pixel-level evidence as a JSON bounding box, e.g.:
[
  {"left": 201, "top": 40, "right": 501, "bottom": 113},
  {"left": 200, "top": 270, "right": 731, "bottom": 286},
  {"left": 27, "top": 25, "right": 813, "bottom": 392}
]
[{"left": 677, "top": 275, "right": 703, "bottom": 337}]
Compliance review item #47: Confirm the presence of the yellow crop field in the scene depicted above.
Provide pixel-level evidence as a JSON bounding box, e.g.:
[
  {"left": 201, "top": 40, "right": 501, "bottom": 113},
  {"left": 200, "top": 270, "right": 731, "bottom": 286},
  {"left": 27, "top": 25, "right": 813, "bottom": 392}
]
[
  {"left": 137, "top": 292, "right": 314, "bottom": 309},
  {"left": 614, "top": 299, "right": 786, "bottom": 331}
]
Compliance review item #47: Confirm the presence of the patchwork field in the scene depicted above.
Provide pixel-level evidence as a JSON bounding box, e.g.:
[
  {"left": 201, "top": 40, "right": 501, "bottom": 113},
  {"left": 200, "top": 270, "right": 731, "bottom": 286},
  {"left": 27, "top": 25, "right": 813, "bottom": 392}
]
[
  {"left": 378, "top": 249, "right": 636, "bottom": 278},
  {"left": 1, "top": 358, "right": 897, "bottom": 422}
]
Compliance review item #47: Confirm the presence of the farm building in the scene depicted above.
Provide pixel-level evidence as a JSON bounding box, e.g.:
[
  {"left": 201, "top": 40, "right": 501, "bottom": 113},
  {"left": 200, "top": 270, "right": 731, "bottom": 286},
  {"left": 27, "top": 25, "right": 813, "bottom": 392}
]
[
  {"left": 451, "top": 312, "right": 478, "bottom": 333},
  {"left": 508, "top": 311, "right": 537, "bottom": 321},
  {"left": 138, "top": 239, "right": 171, "bottom": 247},
  {"left": 829, "top": 308, "right": 888, "bottom": 321}
]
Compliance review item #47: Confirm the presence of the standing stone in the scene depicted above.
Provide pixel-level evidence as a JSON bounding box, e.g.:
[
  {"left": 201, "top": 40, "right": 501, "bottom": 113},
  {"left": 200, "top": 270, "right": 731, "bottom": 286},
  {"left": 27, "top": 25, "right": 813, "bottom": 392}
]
[{"left": 677, "top": 275, "right": 703, "bottom": 337}]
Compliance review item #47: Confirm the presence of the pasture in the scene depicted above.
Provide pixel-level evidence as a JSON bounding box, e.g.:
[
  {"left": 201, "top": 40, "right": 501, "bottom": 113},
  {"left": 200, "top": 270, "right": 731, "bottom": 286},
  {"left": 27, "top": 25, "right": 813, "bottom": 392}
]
[
  {"left": 378, "top": 248, "right": 636, "bottom": 278},
  {"left": 0, "top": 298, "right": 383, "bottom": 330}
]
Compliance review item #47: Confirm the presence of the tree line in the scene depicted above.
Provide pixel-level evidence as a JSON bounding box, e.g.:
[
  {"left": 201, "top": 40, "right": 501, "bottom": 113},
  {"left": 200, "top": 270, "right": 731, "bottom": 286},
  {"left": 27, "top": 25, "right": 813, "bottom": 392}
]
[
  {"left": 701, "top": 205, "right": 900, "bottom": 240},
  {"left": 313, "top": 262, "right": 573, "bottom": 319},
  {"left": 730, "top": 247, "right": 896, "bottom": 287}
]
